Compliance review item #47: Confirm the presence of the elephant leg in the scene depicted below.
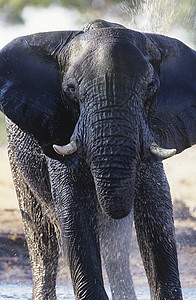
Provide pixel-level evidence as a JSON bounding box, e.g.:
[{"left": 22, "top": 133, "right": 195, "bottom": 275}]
[
  {"left": 21, "top": 196, "right": 59, "bottom": 300},
  {"left": 57, "top": 195, "right": 109, "bottom": 300},
  {"left": 134, "top": 160, "right": 183, "bottom": 300},
  {"left": 10, "top": 160, "right": 59, "bottom": 300},
  {"left": 47, "top": 161, "right": 109, "bottom": 300},
  {"left": 99, "top": 212, "right": 137, "bottom": 300}
]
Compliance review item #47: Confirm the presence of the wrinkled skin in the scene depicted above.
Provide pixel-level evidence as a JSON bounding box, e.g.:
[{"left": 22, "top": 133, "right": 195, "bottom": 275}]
[{"left": 0, "top": 19, "right": 196, "bottom": 299}]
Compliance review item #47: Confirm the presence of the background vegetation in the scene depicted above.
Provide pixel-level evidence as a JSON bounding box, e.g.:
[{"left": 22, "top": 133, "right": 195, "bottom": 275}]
[
  {"left": 0, "top": 0, "right": 124, "bottom": 24},
  {"left": 0, "top": 0, "right": 195, "bottom": 45}
]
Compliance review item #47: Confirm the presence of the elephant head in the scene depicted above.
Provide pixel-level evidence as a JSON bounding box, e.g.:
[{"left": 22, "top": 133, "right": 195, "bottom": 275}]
[{"left": 0, "top": 20, "right": 195, "bottom": 221}]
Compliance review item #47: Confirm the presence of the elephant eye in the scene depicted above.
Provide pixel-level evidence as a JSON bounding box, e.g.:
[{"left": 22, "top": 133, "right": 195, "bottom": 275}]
[
  {"left": 61, "top": 84, "right": 80, "bottom": 120},
  {"left": 145, "top": 77, "right": 160, "bottom": 110},
  {"left": 66, "top": 84, "right": 76, "bottom": 93},
  {"left": 147, "top": 81, "right": 157, "bottom": 97},
  {"left": 63, "top": 83, "right": 79, "bottom": 102},
  {"left": 147, "top": 71, "right": 160, "bottom": 96}
]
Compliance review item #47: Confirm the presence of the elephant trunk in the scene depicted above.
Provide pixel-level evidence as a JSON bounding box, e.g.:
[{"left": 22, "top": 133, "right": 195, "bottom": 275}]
[
  {"left": 87, "top": 113, "right": 139, "bottom": 219},
  {"left": 91, "top": 159, "right": 137, "bottom": 219}
]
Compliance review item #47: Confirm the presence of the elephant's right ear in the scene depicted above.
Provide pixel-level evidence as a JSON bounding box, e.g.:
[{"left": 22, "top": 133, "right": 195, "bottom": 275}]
[
  {"left": 147, "top": 33, "right": 196, "bottom": 154},
  {"left": 0, "top": 31, "right": 81, "bottom": 158}
]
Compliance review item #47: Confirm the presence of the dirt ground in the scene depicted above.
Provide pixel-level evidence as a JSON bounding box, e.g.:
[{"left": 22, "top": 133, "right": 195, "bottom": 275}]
[{"left": 0, "top": 145, "right": 196, "bottom": 288}]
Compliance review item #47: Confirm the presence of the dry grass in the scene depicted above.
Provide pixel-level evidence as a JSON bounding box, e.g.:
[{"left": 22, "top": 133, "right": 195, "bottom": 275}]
[
  {"left": 0, "top": 146, "right": 18, "bottom": 210},
  {"left": 164, "top": 145, "right": 196, "bottom": 218}
]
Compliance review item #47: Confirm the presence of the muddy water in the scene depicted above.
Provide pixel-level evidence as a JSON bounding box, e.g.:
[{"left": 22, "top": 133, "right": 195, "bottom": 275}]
[{"left": 0, "top": 284, "right": 196, "bottom": 300}]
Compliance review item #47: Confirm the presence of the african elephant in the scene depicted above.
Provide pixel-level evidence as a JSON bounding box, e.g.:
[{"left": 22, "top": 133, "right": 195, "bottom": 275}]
[{"left": 0, "top": 19, "right": 196, "bottom": 299}]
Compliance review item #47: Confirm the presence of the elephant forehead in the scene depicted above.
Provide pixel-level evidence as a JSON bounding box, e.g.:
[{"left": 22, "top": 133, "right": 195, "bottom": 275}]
[
  {"left": 71, "top": 28, "right": 143, "bottom": 55},
  {"left": 67, "top": 28, "right": 150, "bottom": 77}
]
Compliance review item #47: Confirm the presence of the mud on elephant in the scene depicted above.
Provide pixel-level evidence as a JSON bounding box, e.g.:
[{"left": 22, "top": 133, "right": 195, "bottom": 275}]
[{"left": 0, "top": 19, "right": 196, "bottom": 299}]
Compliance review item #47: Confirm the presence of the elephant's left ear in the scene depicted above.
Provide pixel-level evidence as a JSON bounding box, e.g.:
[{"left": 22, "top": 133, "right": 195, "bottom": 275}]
[
  {"left": 147, "top": 33, "right": 196, "bottom": 154},
  {"left": 0, "top": 31, "right": 81, "bottom": 158}
]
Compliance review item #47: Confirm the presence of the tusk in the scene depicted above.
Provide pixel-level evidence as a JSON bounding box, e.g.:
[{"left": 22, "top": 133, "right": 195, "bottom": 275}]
[
  {"left": 53, "top": 141, "right": 77, "bottom": 156},
  {"left": 150, "top": 142, "right": 176, "bottom": 159}
]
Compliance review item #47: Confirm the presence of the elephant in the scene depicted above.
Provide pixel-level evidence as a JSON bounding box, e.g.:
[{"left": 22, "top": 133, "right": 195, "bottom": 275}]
[{"left": 0, "top": 19, "right": 196, "bottom": 299}]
